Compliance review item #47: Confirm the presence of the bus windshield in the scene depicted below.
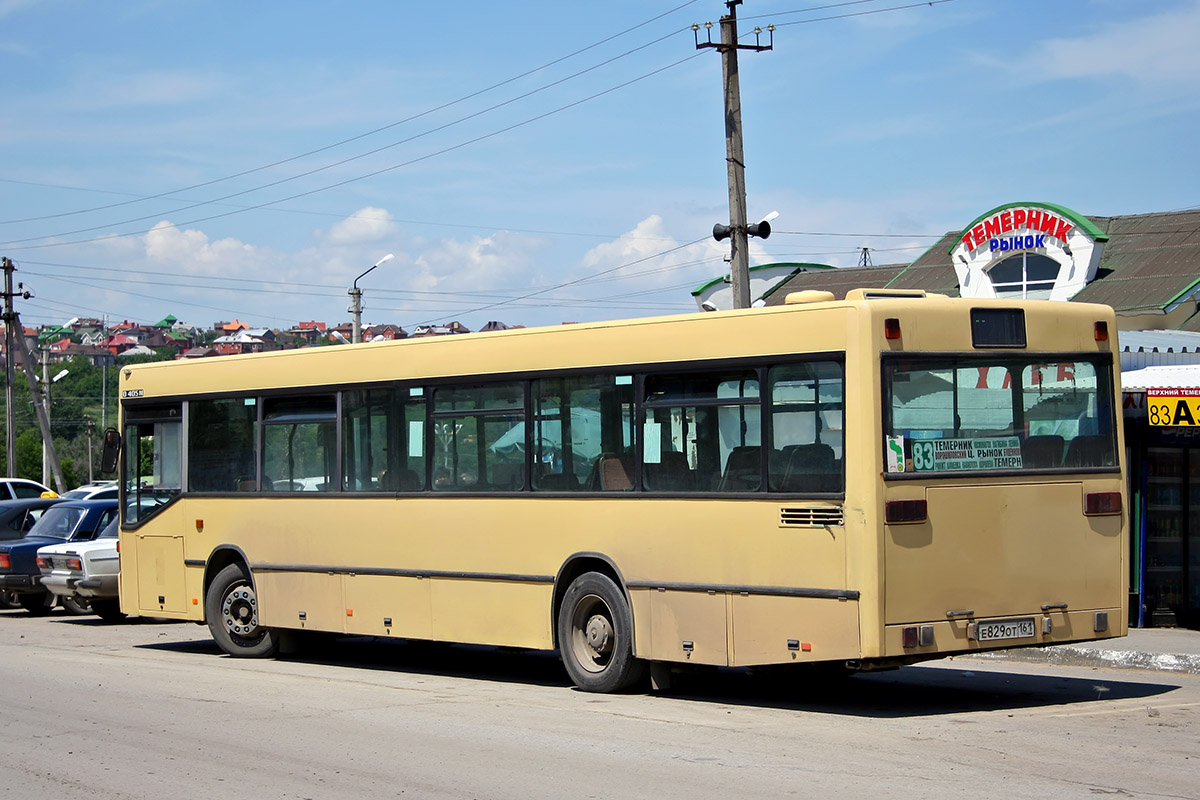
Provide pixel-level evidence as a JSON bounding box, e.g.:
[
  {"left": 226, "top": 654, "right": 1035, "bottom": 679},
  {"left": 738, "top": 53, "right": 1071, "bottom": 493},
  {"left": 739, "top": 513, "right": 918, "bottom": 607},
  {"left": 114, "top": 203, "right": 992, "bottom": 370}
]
[{"left": 883, "top": 355, "right": 1117, "bottom": 475}]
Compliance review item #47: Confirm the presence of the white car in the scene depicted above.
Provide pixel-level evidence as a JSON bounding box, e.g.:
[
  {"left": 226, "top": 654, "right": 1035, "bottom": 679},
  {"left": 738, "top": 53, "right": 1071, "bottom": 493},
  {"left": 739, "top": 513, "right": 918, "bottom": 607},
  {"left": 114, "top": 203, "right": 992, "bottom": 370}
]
[
  {"left": 36, "top": 517, "right": 123, "bottom": 621},
  {"left": 57, "top": 482, "right": 119, "bottom": 501},
  {"left": 0, "top": 478, "right": 52, "bottom": 500}
]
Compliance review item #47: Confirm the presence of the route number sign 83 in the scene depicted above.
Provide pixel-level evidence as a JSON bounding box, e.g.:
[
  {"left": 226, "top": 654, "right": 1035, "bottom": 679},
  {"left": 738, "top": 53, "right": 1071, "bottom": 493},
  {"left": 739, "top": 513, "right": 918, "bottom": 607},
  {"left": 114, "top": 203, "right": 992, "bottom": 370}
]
[
  {"left": 911, "top": 441, "right": 937, "bottom": 471},
  {"left": 1149, "top": 397, "right": 1200, "bottom": 427}
]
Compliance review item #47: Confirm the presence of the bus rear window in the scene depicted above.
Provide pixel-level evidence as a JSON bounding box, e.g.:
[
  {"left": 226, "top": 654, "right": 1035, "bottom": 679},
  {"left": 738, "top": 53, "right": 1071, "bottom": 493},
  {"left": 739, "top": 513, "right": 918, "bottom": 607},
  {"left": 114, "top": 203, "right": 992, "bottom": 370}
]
[{"left": 883, "top": 356, "right": 1117, "bottom": 475}]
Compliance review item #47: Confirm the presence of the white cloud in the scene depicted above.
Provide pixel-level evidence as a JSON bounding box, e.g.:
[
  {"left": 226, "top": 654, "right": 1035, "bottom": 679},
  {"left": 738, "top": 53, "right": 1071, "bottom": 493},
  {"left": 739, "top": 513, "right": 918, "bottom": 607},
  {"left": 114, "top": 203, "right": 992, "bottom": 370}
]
[
  {"left": 324, "top": 207, "right": 397, "bottom": 245},
  {"left": 580, "top": 215, "right": 728, "bottom": 291},
  {"left": 415, "top": 230, "right": 547, "bottom": 291},
  {"left": 1008, "top": 2, "right": 1200, "bottom": 84},
  {"left": 141, "top": 220, "right": 259, "bottom": 272}
]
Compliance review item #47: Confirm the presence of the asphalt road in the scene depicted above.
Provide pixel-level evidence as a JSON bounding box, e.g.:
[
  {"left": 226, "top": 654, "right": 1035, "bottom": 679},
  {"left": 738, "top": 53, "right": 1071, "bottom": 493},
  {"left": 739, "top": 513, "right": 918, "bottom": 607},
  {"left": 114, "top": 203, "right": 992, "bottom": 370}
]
[{"left": 2, "top": 607, "right": 1196, "bottom": 800}]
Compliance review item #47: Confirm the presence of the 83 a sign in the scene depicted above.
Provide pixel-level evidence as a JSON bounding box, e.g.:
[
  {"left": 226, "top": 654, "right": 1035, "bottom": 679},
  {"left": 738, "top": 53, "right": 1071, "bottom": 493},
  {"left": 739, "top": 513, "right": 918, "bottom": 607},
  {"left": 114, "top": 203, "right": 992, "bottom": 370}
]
[{"left": 1148, "top": 388, "right": 1200, "bottom": 427}]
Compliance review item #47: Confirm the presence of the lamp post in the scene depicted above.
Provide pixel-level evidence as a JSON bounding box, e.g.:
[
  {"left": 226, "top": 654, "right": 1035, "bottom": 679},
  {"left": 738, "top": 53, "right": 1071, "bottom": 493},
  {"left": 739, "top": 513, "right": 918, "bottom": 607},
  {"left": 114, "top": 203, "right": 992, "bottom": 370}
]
[
  {"left": 348, "top": 253, "right": 394, "bottom": 343},
  {"left": 41, "top": 363, "right": 68, "bottom": 487}
]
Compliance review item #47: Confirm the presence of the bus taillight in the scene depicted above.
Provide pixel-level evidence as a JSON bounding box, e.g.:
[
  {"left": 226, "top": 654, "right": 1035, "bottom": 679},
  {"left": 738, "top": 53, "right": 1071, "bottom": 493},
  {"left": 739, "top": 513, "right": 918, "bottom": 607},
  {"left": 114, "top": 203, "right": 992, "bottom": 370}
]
[
  {"left": 1094, "top": 321, "right": 1109, "bottom": 341},
  {"left": 1084, "top": 491, "right": 1122, "bottom": 515},
  {"left": 885, "top": 499, "right": 927, "bottom": 524},
  {"left": 884, "top": 318, "right": 901, "bottom": 340}
]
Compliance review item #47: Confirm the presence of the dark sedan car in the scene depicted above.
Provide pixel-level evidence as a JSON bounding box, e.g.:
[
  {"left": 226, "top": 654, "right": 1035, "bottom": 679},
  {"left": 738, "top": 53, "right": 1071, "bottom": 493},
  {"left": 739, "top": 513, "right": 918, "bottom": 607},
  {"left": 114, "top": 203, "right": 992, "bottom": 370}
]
[
  {"left": 0, "top": 497, "right": 63, "bottom": 542},
  {"left": 0, "top": 498, "right": 63, "bottom": 608},
  {"left": 0, "top": 499, "right": 118, "bottom": 615}
]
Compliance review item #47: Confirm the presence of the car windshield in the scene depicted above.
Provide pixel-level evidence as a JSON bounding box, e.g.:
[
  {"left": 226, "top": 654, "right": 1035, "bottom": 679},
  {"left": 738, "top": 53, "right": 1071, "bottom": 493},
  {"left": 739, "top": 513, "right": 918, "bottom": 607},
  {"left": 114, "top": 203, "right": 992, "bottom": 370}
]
[
  {"left": 59, "top": 490, "right": 88, "bottom": 499},
  {"left": 26, "top": 506, "right": 85, "bottom": 538}
]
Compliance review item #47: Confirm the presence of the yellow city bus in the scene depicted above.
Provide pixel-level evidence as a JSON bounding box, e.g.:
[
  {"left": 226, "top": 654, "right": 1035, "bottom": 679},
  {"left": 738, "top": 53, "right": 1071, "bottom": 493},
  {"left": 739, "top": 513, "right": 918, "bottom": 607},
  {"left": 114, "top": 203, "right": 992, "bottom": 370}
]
[{"left": 111, "top": 290, "right": 1127, "bottom": 692}]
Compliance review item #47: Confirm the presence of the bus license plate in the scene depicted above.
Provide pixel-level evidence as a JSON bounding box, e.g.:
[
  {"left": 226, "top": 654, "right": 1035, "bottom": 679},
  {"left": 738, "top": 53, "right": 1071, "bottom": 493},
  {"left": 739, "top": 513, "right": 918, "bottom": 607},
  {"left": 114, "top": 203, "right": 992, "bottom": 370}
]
[{"left": 975, "top": 617, "right": 1036, "bottom": 642}]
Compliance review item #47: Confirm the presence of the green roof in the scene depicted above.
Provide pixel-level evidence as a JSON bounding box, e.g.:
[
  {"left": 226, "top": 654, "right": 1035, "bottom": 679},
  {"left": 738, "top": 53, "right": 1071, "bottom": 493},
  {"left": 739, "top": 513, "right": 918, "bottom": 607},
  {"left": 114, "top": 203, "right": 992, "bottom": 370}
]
[{"left": 691, "top": 263, "right": 835, "bottom": 296}]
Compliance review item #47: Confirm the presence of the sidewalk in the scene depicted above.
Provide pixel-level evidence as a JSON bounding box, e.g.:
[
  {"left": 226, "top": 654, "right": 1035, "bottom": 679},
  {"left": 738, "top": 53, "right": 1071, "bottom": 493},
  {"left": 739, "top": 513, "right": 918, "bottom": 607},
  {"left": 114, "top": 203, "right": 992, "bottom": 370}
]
[{"left": 971, "top": 627, "right": 1200, "bottom": 674}]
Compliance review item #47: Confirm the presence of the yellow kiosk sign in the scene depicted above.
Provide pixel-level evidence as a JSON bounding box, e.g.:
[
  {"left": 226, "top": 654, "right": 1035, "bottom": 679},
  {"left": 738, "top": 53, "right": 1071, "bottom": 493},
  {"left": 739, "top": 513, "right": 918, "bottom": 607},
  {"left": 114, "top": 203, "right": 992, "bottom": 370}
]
[{"left": 1148, "top": 387, "right": 1200, "bottom": 426}]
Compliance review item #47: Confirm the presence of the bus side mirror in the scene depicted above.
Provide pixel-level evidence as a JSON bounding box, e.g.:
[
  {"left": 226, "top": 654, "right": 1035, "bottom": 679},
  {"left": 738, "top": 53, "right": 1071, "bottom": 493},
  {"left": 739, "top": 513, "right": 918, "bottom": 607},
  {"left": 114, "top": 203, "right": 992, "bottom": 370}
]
[{"left": 100, "top": 428, "right": 121, "bottom": 474}]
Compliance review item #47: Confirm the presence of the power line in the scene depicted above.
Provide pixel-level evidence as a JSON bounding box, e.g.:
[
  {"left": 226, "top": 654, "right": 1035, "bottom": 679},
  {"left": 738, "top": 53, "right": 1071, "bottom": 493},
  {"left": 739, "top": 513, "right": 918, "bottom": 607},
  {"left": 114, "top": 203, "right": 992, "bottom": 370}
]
[
  {"left": 773, "top": 229, "right": 944, "bottom": 238},
  {"left": 1, "top": 21, "right": 697, "bottom": 248},
  {"left": 747, "top": 0, "right": 959, "bottom": 26},
  {"left": 1, "top": 48, "right": 707, "bottom": 253},
  {"left": 0, "top": 1, "right": 702, "bottom": 227},
  {"left": 1, "top": 1, "right": 962, "bottom": 252},
  {"left": 409, "top": 236, "right": 710, "bottom": 327},
  {"left": 0, "top": 182, "right": 677, "bottom": 242}
]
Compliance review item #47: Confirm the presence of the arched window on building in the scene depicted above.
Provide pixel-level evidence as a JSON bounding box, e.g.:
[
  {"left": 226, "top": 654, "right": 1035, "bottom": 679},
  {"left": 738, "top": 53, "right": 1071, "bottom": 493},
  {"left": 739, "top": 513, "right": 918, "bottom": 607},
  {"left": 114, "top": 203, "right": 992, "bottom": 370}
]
[{"left": 987, "top": 253, "right": 1061, "bottom": 299}]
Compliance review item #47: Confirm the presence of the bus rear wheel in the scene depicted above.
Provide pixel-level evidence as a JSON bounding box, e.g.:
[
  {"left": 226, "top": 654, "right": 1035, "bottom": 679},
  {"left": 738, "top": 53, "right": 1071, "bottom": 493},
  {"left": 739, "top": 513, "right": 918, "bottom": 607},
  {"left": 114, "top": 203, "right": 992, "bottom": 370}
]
[
  {"left": 557, "top": 572, "right": 646, "bottom": 693},
  {"left": 91, "top": 599, "right": 126, "bottom": 622},
  {"left": 205, "top": 564, "right": 278, "bottom": 658}
]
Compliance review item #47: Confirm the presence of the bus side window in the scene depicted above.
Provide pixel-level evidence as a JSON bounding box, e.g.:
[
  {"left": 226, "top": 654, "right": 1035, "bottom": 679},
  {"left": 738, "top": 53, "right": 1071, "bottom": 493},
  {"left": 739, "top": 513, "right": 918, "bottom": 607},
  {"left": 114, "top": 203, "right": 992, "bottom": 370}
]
[
  {"left": 643, "top": 370, "right": 759, "bottom": 493},
  {"left": 432, "top": 382, "right": 524, "bottom": 492},
  {"left": 534, "top": 375, "right": 632, "bottom": 493},
  {"left": 263, "top": 396, "right": 337, "bottom": 492},
  {"left": 768, "top": 361, "right": 845, "bottom": 494},
  {"left": 188, "top": 398, "right": 257, "bottom": 493}
]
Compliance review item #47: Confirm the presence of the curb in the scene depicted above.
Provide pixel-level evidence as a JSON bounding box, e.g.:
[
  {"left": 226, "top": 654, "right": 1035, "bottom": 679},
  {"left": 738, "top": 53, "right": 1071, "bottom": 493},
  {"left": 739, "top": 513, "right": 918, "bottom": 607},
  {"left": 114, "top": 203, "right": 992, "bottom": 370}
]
[{"left": 967, "top": 646, "right": 1200, "bottom": 675}]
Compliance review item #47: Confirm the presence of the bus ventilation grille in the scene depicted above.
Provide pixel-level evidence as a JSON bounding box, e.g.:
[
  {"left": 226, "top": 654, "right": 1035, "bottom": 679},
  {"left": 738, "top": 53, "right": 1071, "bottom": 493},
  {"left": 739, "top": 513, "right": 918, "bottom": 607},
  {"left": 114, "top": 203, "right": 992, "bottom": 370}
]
[{"left": 780, "top": 506, "right": 844, "bottom": 528}]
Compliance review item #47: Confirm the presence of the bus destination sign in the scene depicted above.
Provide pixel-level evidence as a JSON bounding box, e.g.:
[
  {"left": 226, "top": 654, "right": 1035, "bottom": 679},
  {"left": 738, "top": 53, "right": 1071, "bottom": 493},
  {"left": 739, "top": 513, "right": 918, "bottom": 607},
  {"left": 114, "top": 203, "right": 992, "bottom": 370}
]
[
  {"left": 1147, "top": 387, "right": 1200, "bottom": 427},
  {"left": 909, "top": 436, "right": 1023, "bottom": 473}
]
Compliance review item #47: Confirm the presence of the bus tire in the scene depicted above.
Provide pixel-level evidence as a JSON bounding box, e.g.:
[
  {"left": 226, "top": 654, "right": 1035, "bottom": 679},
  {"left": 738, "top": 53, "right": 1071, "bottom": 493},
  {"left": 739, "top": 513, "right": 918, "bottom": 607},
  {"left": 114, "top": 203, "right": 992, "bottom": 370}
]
[
  {"left": 205, "top": 564, "right": 278, "bottom": 658},
  {"left": 557, "top": 572, "right": 646, "bottom": 693},
  {"left": 91, "top": 599, "right": 126, "bottom": 622}
]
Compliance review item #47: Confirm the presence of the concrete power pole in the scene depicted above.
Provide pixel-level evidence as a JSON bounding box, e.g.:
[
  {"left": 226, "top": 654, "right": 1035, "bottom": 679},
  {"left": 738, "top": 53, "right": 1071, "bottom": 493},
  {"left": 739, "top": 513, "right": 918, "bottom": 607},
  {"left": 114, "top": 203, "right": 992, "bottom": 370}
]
[
  {"left": 695, "top": 2, "right": 773, "bottom": 309},
  {"left": 2, "top": 258, "right": 65, "bottom": 489},
  {"left": 3, "top": 257, "right": 18, "bottom": 477}
]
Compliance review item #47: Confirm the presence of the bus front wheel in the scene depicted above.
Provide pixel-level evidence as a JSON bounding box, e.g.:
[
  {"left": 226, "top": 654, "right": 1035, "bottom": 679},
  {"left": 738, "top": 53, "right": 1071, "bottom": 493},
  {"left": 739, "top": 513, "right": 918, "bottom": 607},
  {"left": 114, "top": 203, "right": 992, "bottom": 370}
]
[
  {"left": 206, "top": 564, "right": 278, "bottom": 658},
  {"left": 557, "top": 572, "right": 646, "bottom": 693}
]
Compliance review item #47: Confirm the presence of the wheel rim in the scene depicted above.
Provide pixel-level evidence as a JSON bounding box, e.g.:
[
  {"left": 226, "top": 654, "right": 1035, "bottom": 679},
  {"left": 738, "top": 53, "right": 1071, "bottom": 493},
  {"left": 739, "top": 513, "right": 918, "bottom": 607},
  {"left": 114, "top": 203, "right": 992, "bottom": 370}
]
[
  {"left": 569, "top": 592, "right": 615, "bottom": 674},
  {"left": 220, "top": 581, "right": 265, "bottom": 646}
]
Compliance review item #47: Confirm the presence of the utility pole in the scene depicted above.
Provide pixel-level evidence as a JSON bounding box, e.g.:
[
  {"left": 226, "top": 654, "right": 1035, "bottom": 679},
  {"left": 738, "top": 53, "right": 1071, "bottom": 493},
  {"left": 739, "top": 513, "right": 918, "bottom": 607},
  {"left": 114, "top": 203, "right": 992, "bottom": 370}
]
[
  {"left": 2, "top": 257, "right": 19, "bottom": 477},
  {"left": 695, "top": 2, "right": 773, "bottom": 309},
  {"left": 85, "top": 415, "right": 94, "bottom": 483},
  {"left": 348, "top": 286, "right": 364, "bottom": 344},
  {"left": 100, "top": 315, "right": 108, "bottom": 431},
  {"left": 7, "top": 305, "right": 66, "bottom": 493},
  {"left": 2, "top": 258, "right": 65, "bottom": 490}
]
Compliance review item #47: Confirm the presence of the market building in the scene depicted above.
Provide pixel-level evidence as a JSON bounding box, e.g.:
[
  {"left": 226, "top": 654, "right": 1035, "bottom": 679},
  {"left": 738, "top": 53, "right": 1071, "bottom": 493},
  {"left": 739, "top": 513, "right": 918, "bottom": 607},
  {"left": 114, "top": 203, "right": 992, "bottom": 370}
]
[{"left": 751, "top": 202, "right": 1200, "bottom": 630}]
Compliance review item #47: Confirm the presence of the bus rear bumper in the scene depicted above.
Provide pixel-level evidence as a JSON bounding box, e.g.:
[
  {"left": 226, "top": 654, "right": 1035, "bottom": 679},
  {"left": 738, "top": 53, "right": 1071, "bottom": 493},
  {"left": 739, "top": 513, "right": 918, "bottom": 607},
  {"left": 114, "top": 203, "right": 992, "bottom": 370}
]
[{"left": 879, "top": 607, "right": 1126, "bottom": 662}]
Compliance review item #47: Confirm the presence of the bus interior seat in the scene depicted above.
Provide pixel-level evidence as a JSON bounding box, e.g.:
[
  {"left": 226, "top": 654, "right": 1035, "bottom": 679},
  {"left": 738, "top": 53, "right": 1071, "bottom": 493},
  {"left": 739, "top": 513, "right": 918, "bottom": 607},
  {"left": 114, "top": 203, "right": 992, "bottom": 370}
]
[
  {"left": 1022, "top": 434, "right": 1065, "bottom": 468},
  {"left": 591, "top": 454, "right": 633, "bottom": 491},
  {"left": 719, "top": 445, "right": 761, "bottom": 491},
  {"left": 780, "top": 443, "right": 837, "bottom": 492},
  {"left": 601, "top": 456, "right": 633, "bottom": 491},
  {"left": 236, "top": 477, "right": 256, "bottom": 491},
  {"left": 1063, "top": 434, "right": 1110, "bottom": 467},
  {"left": 537, "top": 471, "right": 580, "bottom": 491},
  {"left": 489, "top": 463, "right": 524, "bottom": 490},
  {"left": 644, "top": 450, "right": 691, "bottom": 492},
  {"left": 392, "top": 468, "right": 421, "bottom": 491}
]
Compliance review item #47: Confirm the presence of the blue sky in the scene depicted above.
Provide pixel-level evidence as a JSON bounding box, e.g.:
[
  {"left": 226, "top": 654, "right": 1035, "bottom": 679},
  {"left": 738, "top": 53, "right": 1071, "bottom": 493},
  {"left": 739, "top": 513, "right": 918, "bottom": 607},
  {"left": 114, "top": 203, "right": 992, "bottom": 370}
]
[{"left": 1, "top": 0, "right": 1196, "bottom": 333}]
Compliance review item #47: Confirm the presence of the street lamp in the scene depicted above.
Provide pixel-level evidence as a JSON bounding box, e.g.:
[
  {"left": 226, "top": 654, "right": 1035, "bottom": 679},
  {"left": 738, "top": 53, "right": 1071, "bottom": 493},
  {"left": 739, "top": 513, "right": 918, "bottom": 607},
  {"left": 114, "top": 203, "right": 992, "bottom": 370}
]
[
  {"left": 348, "top": 253, "right": 394, "bottom": 344},
  {"left": 42, "top": 365, "right": 68, "bottom": 487}
]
